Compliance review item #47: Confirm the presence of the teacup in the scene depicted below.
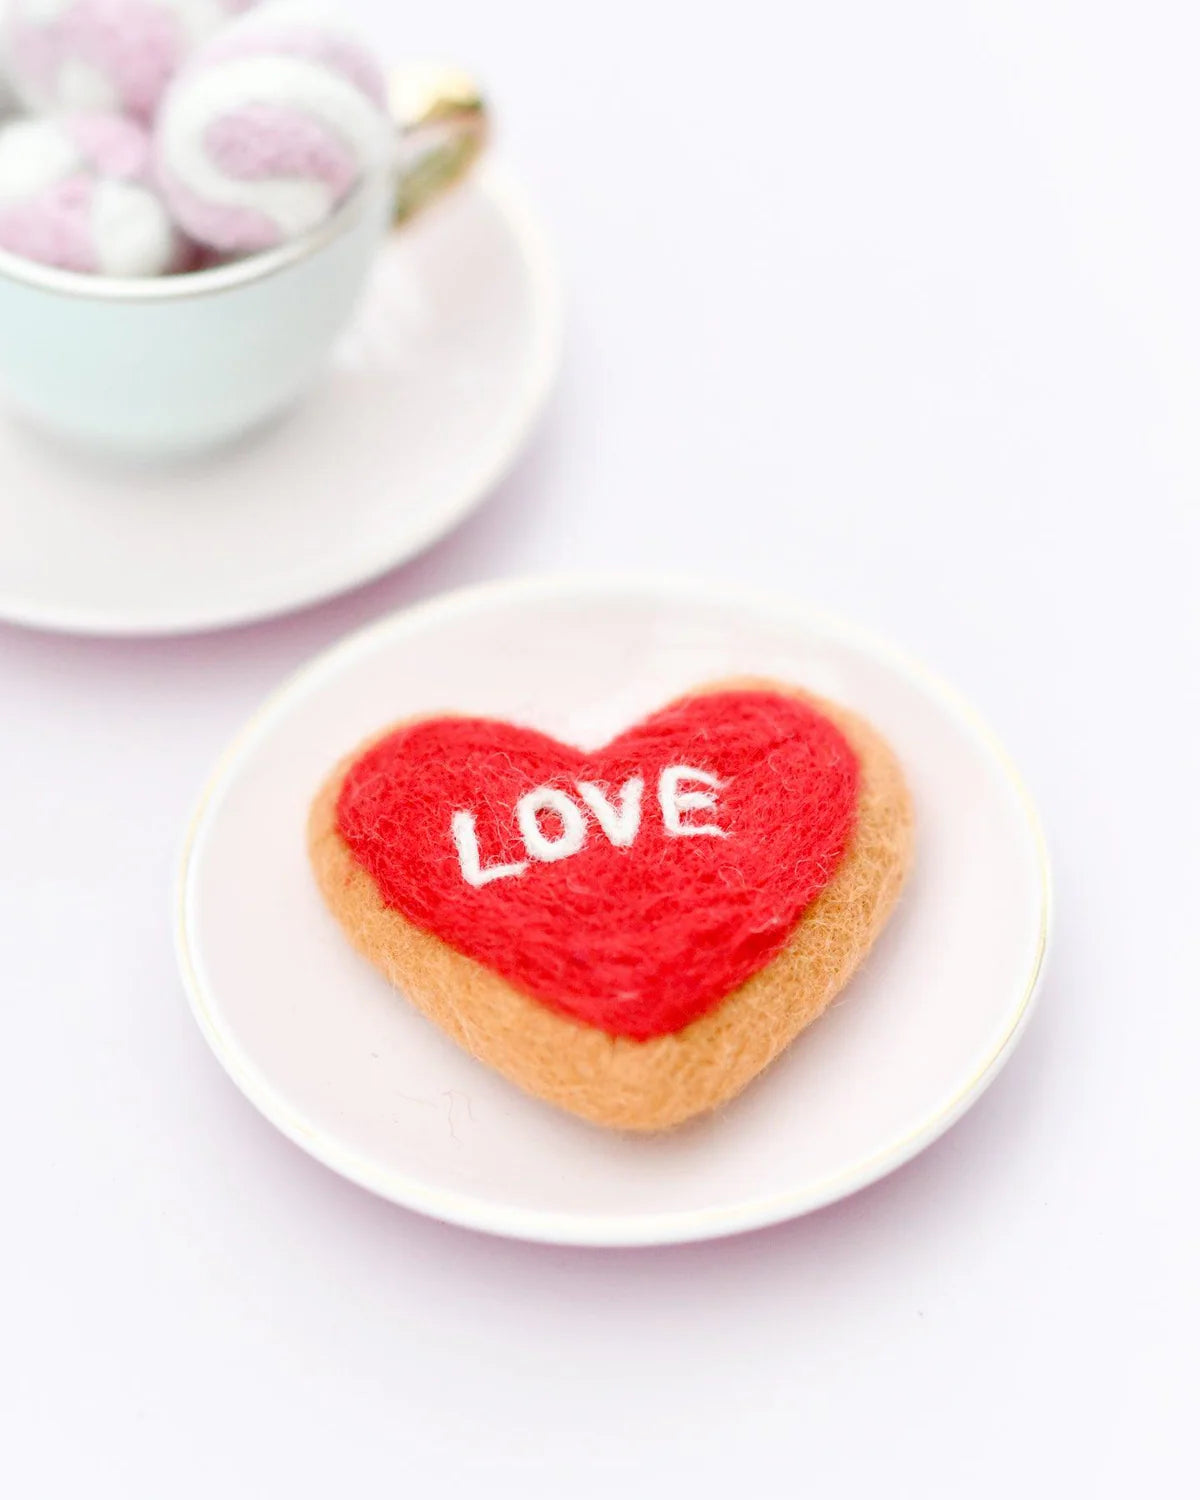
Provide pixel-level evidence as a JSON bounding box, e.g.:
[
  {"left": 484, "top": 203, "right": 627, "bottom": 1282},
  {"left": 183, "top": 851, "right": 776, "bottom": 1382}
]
[{"left": 0, "top": 66, "right": 487, "bottom": 460}]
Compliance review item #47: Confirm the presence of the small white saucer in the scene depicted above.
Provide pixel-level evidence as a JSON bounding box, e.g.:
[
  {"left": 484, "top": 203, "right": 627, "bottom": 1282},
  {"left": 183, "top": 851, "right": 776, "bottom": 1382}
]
[
  {"left": 0, "top": 167, "right": 560, "bottom": 636},
  {"left": 176, "top": 576, "right": 1050, "bottom": 1247}
]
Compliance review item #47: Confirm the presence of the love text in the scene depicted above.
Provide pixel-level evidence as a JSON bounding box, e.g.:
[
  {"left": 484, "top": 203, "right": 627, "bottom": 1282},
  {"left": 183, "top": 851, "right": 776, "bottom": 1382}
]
[{"left": 451, "top": 765, "right": 727, "bottom": 887}]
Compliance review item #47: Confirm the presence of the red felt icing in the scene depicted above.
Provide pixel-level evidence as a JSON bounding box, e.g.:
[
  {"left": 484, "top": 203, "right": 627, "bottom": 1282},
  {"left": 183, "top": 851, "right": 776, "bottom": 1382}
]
[{"left": 335, "top": 689, "right": 860, "bottom": 1040}]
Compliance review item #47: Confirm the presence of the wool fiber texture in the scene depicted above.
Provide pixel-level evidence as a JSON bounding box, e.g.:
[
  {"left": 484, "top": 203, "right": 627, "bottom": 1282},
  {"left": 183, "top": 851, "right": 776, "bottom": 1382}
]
[
  {"left": 335, "top": 688, "right": 859, "bottom": 1039},
  {"left": 0, "top": 109, "right": 182, "bottom": 273},
  {"left": 155, "top": 0, "right": 391, "bottom": 251},
  {"left": 309, "top": 681, "right": 914, "bottom": 1131},
  {"left": 2, "top": 0, "right": 256, "bottom": 121}
]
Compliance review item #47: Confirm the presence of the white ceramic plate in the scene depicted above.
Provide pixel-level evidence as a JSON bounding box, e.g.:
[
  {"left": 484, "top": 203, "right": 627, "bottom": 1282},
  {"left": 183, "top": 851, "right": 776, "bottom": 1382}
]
[
  {"left": 176, "top": 577, "right": 1050, "bottom": 1246},
  {"left": 0, "top": 166, "right": 560, "bottom": 636}
]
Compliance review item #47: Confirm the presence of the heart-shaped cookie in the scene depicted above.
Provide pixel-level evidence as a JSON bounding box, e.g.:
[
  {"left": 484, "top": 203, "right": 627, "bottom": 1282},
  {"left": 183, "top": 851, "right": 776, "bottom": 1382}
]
[{"left": 309, "top": 680, "right": 913, "bottom": 1130}]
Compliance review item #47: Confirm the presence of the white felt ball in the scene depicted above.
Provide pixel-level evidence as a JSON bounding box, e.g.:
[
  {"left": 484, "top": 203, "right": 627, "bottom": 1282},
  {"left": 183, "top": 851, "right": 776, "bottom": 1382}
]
[
  {"left": 0, "top": 111, "right": 184, "bottom": 275},
  {"left": 1, "top": 0, "right": 258, "bottom": 122},
  {"left": 155, "top": 0, "right": 393, "bottom": 253}
]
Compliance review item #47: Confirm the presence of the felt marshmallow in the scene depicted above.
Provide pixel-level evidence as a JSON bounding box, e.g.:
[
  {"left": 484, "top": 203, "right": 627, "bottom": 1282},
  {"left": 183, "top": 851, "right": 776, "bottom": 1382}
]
[
  {"left": 0, "top": 110, "right": 182, "bottom": 274},
  {"left": 0, "top": 0, "right": 256, "bottom": 122},
  {"left": 309, "top": 681, "right": 915, "bottom": 1132},
  {"left": 155, "top": 0, "right": 392, "bottom": 253}
]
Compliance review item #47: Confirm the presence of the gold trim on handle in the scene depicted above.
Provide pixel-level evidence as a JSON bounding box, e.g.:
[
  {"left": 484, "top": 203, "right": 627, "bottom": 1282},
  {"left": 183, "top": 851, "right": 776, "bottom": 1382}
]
[{"left": 389, "top": 64, "right": 490, "bottom": 224}]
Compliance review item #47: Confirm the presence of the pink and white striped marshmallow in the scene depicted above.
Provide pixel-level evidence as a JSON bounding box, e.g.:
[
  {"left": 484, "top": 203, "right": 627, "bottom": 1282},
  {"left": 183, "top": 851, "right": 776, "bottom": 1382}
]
[
  {"left": 0, "top": 110, "right": 185, "bottom": 274},
  {"left": 1, "top": 0, "right": 259, "bottom": 123},
  {"left": 155, "top": 0, "right": 393, "bottom": 254}
]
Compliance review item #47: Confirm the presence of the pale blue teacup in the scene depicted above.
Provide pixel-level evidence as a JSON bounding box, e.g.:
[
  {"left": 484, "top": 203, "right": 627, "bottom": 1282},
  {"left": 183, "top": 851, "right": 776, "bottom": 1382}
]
[{"left": 0, "top": 66, "right": 486, "bottom": 459}]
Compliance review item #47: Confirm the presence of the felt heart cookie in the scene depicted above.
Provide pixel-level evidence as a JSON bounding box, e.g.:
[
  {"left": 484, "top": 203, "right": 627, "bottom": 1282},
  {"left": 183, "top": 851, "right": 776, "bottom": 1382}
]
[{"left": 309, "top": 680, "right": 913, "bottom": 1131}]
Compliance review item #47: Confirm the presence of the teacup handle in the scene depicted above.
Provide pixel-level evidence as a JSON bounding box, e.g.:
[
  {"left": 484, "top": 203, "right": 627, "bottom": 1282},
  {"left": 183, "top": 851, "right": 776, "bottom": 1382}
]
[{"left": 389, "top": 65, "right": 490, "bottom": 224}]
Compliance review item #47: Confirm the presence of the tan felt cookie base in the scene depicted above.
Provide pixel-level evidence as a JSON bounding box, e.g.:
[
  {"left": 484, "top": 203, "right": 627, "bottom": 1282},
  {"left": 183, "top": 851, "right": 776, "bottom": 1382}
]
[{"left": 308, "top": 680, "right": 914, "bottom": 1132}]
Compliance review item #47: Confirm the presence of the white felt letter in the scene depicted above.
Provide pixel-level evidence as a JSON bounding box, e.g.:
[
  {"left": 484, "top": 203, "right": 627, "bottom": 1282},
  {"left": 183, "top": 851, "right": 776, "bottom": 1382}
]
[
  {"left": 658, "top": 765, "right": 727, "bottom": 837},
  {"left": 517, "top": 785, "right": 588, "bottom": 863},
  {"left": 576, "top": 777, "right": 644, "bottom": 848},
  {"left": 451, "top": 810, "right": 528, "bottom": 888}
]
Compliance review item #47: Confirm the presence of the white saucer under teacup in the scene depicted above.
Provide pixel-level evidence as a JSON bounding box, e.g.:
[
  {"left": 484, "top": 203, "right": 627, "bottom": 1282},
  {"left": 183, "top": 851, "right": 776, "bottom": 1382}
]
[
  {"left": 0, "top": 66, "right": 560, "bottom": 635},
  {"left": 0, "top": 162, "right": 560, "bottom": 634}
]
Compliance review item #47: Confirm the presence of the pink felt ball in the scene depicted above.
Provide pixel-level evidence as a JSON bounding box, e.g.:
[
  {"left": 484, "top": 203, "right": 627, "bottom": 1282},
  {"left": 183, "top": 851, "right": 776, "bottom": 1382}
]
[
  {"left": 155, "top": 0, "right": 392, "bottom": 253},
  {"left": 1, "top": 0, "right": 259, "bottom": 122},
  {"left": 0, "top": 110, "right": 185, "bottom": 274}
]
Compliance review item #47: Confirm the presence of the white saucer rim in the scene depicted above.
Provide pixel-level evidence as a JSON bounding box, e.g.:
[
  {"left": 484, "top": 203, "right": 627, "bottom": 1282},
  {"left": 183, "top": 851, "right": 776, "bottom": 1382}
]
[
  {"left": 0, "top": 163, "right": 564, "bottom": 639},
  {"left": 174, "top": 573, "right": 1052, "bottom": 1247}
]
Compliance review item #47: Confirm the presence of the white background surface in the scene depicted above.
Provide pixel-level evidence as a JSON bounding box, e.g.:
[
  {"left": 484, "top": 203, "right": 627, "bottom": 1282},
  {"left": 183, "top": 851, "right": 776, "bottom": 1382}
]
[{"left": 0, "top": 1, "right": 1196, "bottom": 1494}]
